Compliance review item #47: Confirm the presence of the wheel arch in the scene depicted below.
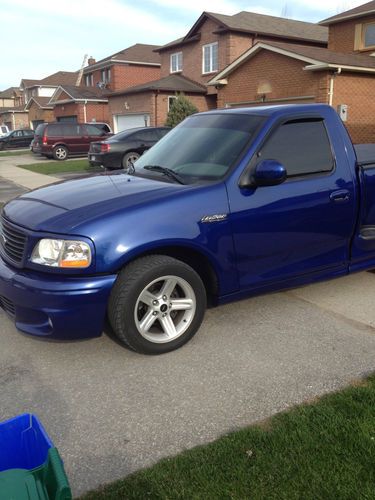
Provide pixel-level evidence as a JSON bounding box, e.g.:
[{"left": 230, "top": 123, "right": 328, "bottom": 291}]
[{"left": 117, "top": 244, "right": 220, "bottom": 306}]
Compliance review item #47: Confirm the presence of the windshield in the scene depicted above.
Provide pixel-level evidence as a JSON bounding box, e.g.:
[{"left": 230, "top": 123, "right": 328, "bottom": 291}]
[{"left": 134, "top": 113, "right": 264, "bottom": 183}]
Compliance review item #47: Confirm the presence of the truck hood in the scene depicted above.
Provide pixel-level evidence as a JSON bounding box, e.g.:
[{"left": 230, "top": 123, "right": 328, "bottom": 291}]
[{"left": 3, "top": 173, "right": 189, "bottom": 234}]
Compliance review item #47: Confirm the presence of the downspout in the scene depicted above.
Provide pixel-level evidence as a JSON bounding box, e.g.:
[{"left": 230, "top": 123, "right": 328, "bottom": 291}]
[
  {"left": 154, "top": 90, "right": 159, "bottom": 126},
  {"left": 83, "top": 100, "right": 87, "bottom": 122},
  {"left": 328, "top": 68, "right": 341, "bottom": 106},
  {"left": 12, "top": 111, "right": 15, "bottom": 130}
]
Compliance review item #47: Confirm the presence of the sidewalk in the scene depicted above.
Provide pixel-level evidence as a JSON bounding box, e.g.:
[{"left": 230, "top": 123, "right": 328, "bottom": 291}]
[{"left": 0, "top": 153, "right": 59, "bottom": 190}]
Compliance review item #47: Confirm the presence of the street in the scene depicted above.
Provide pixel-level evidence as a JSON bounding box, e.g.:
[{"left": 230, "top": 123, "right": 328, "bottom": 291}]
[{"left": 1, "top": 272, "right": 375, "bottom": 496}]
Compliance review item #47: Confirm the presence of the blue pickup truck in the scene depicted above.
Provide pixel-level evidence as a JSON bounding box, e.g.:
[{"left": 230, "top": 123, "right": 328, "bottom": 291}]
[{"left": 1, "top": 104, "right": 375, "bottom": 354}]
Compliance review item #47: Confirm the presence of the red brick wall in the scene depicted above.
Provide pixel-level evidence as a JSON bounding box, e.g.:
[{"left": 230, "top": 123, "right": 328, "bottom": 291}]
[
  {"left": 328, "top": 16, "right": 375, "bottom": 52},
  {"left": 112, "top": 65, "right": 160, "bottom": 91},
  {"left": 217, "top": 50, "right": 329, "bottom": 108},
  {"left": 332, "top": 72, "right": 375, "bottom": 143},
  {"left": 159, "top": 18, "right": 244, "bottom": 86},
  {"left": 28, "top": 101, "right": 54, "bottom": 124},
  {"left": 82, "top": 64, "right": 160, "bottom": 92},
  {"left": 154, "top": 92, "right": 213, "bottom": 126},
  {"left": 108, "top": 93, "right": 153, "bottom": 130},
  {"left": 108, "top": 91, "right": 214, "bottom": 128},
  {"left": 54, "top": 102, "right": 109, "bottom": 123}
]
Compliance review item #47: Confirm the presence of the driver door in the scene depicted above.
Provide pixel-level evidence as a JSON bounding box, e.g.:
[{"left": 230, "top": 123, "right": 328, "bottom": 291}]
[{"left": 228, "top": 117, "right": 356, "bottom": 291}]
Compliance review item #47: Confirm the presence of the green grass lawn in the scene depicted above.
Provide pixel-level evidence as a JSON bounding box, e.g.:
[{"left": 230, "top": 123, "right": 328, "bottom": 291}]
[
  {"left": 0, "top": 150, "right": 31, "bottom": 157},
  {"left": 18, "top": 159, "right": 91, "bottom": 175},
  {"left": 80, "top": 375, "right": 375, "bottom": 499}
]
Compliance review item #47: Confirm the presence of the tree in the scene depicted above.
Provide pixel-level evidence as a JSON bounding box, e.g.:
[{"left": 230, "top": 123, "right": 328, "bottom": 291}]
[{"left": 165, "top": 94, "right": 198, "bottom": 127}]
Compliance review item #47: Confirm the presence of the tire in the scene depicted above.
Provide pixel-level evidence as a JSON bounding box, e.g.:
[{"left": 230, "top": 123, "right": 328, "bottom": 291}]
[
  {"left": 108, "top": 255, "right": 207, "bottom": 354},
  {"left": 122, "top": 151, "right": 140, "bottom": 169},
  {"left": 53, "top": 145, "right": 68, "bottom": 161}
]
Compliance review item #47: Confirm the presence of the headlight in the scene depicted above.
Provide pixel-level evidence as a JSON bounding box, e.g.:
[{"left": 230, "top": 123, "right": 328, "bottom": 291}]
[{"left": 31, "top": 239, "right": 92, "bottom": 268}]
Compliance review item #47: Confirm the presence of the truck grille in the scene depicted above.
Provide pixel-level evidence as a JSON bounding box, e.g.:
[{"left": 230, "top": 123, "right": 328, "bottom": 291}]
[
  {"left": 0, "top": 217, "right": 27, "bottom": 264},
  {"left": 0, "top": 295, "right": 15, "bottom": 316}
]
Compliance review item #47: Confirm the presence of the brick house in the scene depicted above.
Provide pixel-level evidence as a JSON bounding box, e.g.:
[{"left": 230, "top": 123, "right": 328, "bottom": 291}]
[
  {"left": 50, "top": 44, "right": 162, "bottom": 127},
  {"left": 108, "top": 75, "right": 210, "bottom": 131},
  {"left": 107, "top": 11, "right": 327, "bottom": 130},
  {"left": 49, "top": 85, "right": 109, "bottom": 123},
  {"left": 208, "top": 1, "right": 375, "bottom": 143},
  {"left": 0, "top": 107, "right": 29, "bottom": 131},
  {"left": 81, "top": 44, "right": 161, "bottom": 93},
  {"left": 0, "top": 87, "right": 23, "bottom": 109},
  {"left": 19, "top": 71, "right": 78, "bottom": 128}
]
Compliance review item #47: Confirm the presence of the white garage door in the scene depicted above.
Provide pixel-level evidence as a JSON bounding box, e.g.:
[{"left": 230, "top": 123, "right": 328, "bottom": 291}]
[{"left": 114, "top": 114, "right": 150, "bottom": 133}]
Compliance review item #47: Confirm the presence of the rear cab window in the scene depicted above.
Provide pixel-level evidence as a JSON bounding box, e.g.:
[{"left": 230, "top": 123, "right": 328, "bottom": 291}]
[{"left": 258, "top": 118, "right": 334, "bottom": 177}]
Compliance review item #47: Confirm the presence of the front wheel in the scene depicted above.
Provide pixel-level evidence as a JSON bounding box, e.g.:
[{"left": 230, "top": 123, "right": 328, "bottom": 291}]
[
  {"left": 108, "top": 255, "right": 207, "bottom": 354},
  {"left": 53, "top": 145, "right": 68, "bottom": 161}
]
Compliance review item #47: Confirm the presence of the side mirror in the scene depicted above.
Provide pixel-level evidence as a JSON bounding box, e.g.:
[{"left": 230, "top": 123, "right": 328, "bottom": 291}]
[{"left": 240, "top": 159, "right": 287, "bottom": 188}]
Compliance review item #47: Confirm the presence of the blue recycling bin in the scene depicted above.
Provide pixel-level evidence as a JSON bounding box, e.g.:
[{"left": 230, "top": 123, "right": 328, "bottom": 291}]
[{"left": 0, "top": 413, "right": 71, "bottom": 499}]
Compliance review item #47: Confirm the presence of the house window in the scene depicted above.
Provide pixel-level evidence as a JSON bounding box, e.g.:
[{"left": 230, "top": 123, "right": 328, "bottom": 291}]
[
  {"left": 85, "top": 74, "right": 93, "bottom": 86},
  {"left": 202, "top": 42, "right": 218, "bottom": 74},
  {"left": 101, "top": 68, "right": 111, "bottom": 83},
  {"left": 170, "top": 52, "right": 183, "bottom": 73},
  {"left": 168, "top": 96, "right": 177, "bottom": 111},
  {"left": 364, "top": 22, "right": 375, "bottom": 48}
]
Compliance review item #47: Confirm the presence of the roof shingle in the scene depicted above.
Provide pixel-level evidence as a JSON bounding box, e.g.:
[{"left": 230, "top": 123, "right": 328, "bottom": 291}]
[
  {"left": 320, "top": 1, "right": 375, "bottom": 25},
  {"left": 84, "top": 43, "right": 161, "bottom": 71},
  {"left": 157, "top": 10, "right": 328, "bottom": 52},
  {"left": 109, "top": 75, "right": 207, "bottom": 96}
]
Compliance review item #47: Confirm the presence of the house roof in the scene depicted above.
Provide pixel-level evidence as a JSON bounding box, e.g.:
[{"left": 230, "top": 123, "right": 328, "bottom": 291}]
[
  {"left": 320, "top": 1, "right": 375, "bottom": 25},
  {"left": 108, "top": 74, "right": 207, "bottom": 96},
  {"left": 49, "top": 85, "right": 109, "bottom": 103},
  {"left": 0, "top": 106, "right": 27, "bottom": 114},
  {"left": 83, "top": 44, "right": 161, "bottom": 72},
  {"left": 208, "top": 40, "right": 375, "bottom": 84},
  {"left": 157, "top": 10, "right": 328, "bottom": 52},
  {"left": 21, "top": 71, "right": 78, "bottom": 89},
  {"left": 0, "top": 87, "right": 21, "bottom": 98},
  {"left": 25, "top": 96, "right": 54, "bottom": 110}
]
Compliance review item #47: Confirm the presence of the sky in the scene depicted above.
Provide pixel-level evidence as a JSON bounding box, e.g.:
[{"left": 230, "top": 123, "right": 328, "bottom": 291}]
[{"left": 0, "top": 0, "right": 367, "bottom": 90}]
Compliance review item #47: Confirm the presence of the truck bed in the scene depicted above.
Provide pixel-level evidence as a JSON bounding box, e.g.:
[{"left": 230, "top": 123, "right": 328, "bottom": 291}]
[{"left": 355, "top": 144, "right": 375, "bottom": 165}]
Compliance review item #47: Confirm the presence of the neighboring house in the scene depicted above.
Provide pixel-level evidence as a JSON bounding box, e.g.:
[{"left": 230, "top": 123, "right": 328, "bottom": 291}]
[
  {"left": 81, "top": 44, "right": 161, "bottom": 92},
  {"left": 108, "top": 75, "right": 210, "bottom": 131},
  {"left": 0, "top": 107, "right": 29, "bottom": 131},
  {"left": 20, "top": 71, "right": 78, "bottom": 105},
  {"left": 19, "top": 71, "right": 78, "bottom": 128},
  {"left": 24, "top": 97, "right": 55, "bottom": 130},
  {"left": 207, "top": 0, "right": 375, "bottom": 143},
  {"left": 107, "top": 10, "right": 328, "bottom": 130},
  {"left": 49, "top": 85, "right": 109, "bottom": 123},
  {"left": 0, "top": 87, "right": 23, "bottom": 109}
]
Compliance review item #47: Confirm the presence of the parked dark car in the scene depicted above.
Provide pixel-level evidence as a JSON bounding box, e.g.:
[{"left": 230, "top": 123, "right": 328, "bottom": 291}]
[
  {"left": 0, "top": 129, "right": 34, "bottom": 150},
  {"left": 33, "top": 122, "right": 111, "bottom": 160},
  {"left": 88, "top": 127, "right": 170, "bottom": 169}
]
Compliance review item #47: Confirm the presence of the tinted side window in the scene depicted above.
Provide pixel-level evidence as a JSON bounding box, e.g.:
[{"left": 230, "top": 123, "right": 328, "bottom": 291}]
[
  {"left": 85, "top": 124, "right": 104, "bottom": 136},
  {"left": 134, "top": 130, "right": 159, "bottom": 142},
  {"left": 62, "top": 124, "right": 80, "bottom": 136},
  {"left": 259, "top": 120, "right": 334, "bottom": 177},
  {"left": 47, "top": 124, "right": 63, "bottom": 137},
  {"left": 157, "top": 128, "right": 170, "bottom": 139}
]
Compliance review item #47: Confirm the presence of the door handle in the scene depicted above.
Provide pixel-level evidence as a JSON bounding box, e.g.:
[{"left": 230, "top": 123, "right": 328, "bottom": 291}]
[{"left": 329, "top": 189, "right": 350, "bottom": 203}]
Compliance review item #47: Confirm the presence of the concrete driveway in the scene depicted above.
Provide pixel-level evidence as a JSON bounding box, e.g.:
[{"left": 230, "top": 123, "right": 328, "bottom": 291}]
[{"left": 1, "top": 272, "right": 375, "bottom": 496}]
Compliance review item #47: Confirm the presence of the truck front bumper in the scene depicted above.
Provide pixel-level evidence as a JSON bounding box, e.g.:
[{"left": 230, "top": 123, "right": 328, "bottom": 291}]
[{"left": 0, "top": 256, "right": 117, "bottom": 340}]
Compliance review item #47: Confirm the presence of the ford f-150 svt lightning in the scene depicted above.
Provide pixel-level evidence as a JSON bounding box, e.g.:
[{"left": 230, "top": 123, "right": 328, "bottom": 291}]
[{"left": 1, "top": 104, "right": 374, "bottom": 354}]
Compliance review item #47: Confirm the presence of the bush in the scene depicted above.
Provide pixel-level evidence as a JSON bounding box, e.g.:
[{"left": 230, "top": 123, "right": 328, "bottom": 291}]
[{"left": 165, "top": 94, "right": 198, "bottom": 127}]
